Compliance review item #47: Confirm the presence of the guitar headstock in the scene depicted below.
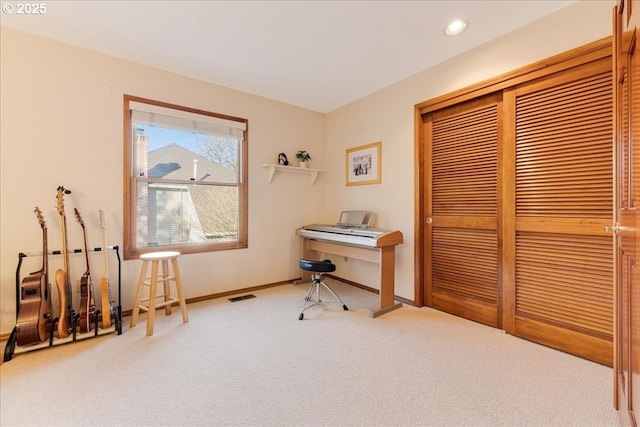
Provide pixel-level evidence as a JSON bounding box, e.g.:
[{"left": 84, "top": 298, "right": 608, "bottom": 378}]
[
  {"left": 74, "top": 208, "right": 85, "bottom": 228},
  {"left": 99, "top": 209, "right": 106, "bottom": 230},
  {"left": 34, "top": 207, "right": 46, "bottom": 229},
  {"left": 56, "top": 186, "right": 70, "bottom": 216}
]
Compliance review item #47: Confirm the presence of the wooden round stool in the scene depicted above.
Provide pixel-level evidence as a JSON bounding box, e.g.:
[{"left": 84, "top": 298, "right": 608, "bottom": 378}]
[{"left": 130, "top": 251, "right": 189, "bottom": 336}]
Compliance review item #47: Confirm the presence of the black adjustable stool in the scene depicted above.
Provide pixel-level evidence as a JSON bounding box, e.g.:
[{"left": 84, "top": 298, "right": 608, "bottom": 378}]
[{"left": 298, "top": 259, "right": 348, "bottom": 320}]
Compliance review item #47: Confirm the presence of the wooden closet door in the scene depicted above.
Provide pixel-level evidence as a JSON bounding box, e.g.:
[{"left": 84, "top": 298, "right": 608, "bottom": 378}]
[
  {"left": 424, "top": 94, "right": 501, "bottom": 327},
  {"left": 503, "top": 59, "right": 614, "bottom": 366}
]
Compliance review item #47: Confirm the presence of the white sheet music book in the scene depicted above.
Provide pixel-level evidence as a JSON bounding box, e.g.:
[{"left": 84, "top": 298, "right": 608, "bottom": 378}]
[{"left": 336, "top": 210, "right": 376, "bottom": 229}]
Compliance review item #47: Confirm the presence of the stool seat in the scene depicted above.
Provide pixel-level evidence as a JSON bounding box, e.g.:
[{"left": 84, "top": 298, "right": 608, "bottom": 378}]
[
  {"left": 130, "top": 251, "right": 189, "bottom": 336},
  {"left": 300, "top": 259, "right": 336, "bottom": 273},
  {"left": 140, "top": 251, "right": 181, "bottom": 261}
]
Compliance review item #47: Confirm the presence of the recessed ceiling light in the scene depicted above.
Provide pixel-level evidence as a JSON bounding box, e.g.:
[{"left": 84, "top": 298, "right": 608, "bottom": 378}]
[{"left": 445, "top": 19, "right": 468, "bottom": 36}]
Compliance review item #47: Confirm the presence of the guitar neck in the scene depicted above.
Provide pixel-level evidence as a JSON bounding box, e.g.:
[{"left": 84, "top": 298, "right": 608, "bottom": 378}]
[
  {"left": 34, "top": 208, "right": 47, "bottom": 277},
  {"left": 43, "top": 224, "right": 48, "bottom": 278},
  {"left": 42, "top": 219, "right": 51, "bottom": 312},
  {"left": 81, "top": 226, "right": 90, "bottom": 276},
  {"left": 100, "top": 210, "right": 109, "bottom": 280},
  {"left": 60, "top": 214, "right": 70, "bottom": 283},
  {"left": 102, "top": 234, "right": 109, "bottom": 279},
  {"left": 34, "top": 206, "right": 52, "bottom": 318},
  {"left": 74, "top": 207, "right": 92, "bottom": 284}
]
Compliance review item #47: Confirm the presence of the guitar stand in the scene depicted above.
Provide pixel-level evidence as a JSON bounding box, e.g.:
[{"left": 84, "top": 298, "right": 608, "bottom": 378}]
[
  {"left": 71, "top": 311, "right": 79, "bottom": 341},
  {"left": 4, "top": 246, "right": 123, "bottom": 362},
  {"left": 93, "top": 309, "right": 99, "bottom": 336}
]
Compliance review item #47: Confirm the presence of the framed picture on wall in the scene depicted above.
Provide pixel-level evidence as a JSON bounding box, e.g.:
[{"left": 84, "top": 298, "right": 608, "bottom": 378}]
[{"left": 346, "top": 141, "right": 381, "bottom": 186}]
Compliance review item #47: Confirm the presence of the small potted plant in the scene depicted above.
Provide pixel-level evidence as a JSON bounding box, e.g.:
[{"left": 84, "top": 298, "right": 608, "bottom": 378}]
[{"left": 296, "top": 150, "right": 311, "bottom": 168}]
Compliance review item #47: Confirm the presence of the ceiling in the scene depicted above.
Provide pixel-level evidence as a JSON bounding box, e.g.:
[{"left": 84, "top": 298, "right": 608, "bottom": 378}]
[{"left": 0, "top": 0, "right": 578, "bottom": 113}]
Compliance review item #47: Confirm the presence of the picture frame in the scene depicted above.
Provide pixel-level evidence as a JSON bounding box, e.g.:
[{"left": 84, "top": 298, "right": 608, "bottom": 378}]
[{"left": 346, "top": 141, "right": 381, "bottom": 186}]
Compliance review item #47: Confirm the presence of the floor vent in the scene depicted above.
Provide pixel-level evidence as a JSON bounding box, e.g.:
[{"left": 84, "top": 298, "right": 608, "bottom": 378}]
[{"left": 228, "top": 294, "right": 256, "bottom": 303}]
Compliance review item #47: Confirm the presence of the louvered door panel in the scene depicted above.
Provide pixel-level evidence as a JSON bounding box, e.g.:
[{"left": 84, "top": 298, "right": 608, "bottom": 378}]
[
  {"left": 432, "top": 107, "right": 497, "bottom": 217},
  {"left": 516, "top": 232, "right": 613, "bottom": 335},
  {"left": 427, "top": 96, "right": 499, "bottom": 327},
  {"left": 516, "top": 73, "right": 613, "bottom": 218},
  {"left": 512, "top": 68, "right": 614, "bottom": 365},
  {"left": 431, "top": 228, "right": 498, "bottom": 325}
]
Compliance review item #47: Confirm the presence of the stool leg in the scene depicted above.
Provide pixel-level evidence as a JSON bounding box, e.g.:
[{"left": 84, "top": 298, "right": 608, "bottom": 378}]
[
  {"left": 130, "top": 260, "right": 149, "bottom": 328},
  {"left": 299, "top": 280, "right": 319, "bottom": 320},
  {"left": 162, "top": 259, "right": 172, "bottom": 316},
  {"left": 171, "top": 258, "right": 189, "bottom": 323},
  {"left": 146, "top": 261, "right": 159, "bottom": 336},
  {"left": 320, "top": 281, "right": 348, "bottom": 311}
]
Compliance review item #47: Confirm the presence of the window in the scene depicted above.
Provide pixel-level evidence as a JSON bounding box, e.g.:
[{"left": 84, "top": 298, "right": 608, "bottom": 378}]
[{"left": 123, "top": 95, "right": 248, "bottom": 259}]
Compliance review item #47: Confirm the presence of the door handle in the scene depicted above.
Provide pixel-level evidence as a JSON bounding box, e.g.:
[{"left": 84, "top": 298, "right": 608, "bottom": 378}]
[
  {"left": 426, "top": 217, "right": 433, "bottom": 224},
  {"left": 605, "top": 224, "right": 623, "bottom": 234}
]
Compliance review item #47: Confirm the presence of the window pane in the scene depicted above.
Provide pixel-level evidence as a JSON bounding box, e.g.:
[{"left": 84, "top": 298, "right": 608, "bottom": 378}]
[
  {"left": 136, "top": 181, "right": 239, "bottom": 248},
  {"left": 135, "top": 124, "right": 239, "bottom": 183}
]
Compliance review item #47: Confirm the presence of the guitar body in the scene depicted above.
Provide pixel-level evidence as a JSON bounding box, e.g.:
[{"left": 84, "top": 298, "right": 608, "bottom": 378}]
[
  {"left": 100, "top": 276, "right": 112, "bottom": 328},
  {"left": 16, "top": 274, "right": 47, "bottom": 345},
  {"left": 78, "top": 272, "right": 92, "bottom": 333},
  {"left": 55, "top": 268, "right": 70, "bottom": 338},
  {"left": 16, "top": 207, "right": 52, "bottom": 345}
]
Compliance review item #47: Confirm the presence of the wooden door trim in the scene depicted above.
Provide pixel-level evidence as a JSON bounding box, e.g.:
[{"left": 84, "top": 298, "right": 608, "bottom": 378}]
[
  {"left": 612, "top": 4, "right": 621, "bottom": 411},
  {"left": 416, "top": 37, "right": 611, "bottom": 115}
]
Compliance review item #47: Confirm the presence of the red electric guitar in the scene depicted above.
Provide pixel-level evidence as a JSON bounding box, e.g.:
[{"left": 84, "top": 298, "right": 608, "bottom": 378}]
[
  {"left": 99, "top": 210, "right": 114, "bottom": 329},
  {"left": 16, "top": 207, "right": 52, "bottom": 345},
  {"left": 74, "top": 208, "right": 95, "bottom": 333},
  {"left": 55, "top": 186, "right": 73, "bottom": 338}
]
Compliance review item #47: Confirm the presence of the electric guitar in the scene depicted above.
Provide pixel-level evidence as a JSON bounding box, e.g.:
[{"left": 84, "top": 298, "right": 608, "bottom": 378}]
[
  {"left": 55, "top": 186, "right": 74, "bottom": 338},
  {"left": 99, "top": 210, "right": 114, "bottom": 328},
  {"left": 74, "top": 208, "right": 95, "bottom": 333},
  {"left": 16, "top": 207, "right": 52, "bottom": 345}
]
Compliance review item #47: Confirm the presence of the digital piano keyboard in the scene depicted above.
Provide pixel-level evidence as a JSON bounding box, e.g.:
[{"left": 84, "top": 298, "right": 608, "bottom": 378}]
[{"left": 297, "top": 224, "right": 403, "bottom": 248}]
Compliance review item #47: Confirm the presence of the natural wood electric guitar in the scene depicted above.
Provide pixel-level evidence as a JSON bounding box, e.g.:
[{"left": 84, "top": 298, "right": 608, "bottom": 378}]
[
  {"left": 74, "top": 208, "right": 95, "bottom": 333},
  {"left": 55, "top": 186, "right": 74, "bottom": 338},
  {"left": 99, "top": 210, "right": 113, "bottom": 329},
  {"left": 16, "top": 207, "right": 52, "bottom": 345}
]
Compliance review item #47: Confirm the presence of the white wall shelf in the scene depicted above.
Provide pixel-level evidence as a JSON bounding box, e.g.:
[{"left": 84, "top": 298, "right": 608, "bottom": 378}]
[{"left": 261, "top": 164, "right": 323, "bottom": 186}]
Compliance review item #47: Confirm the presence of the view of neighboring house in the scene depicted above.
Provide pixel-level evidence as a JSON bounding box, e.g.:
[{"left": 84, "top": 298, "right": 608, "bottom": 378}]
[{"left": 137, "top": 134, "right": 238, "bottom": 247}]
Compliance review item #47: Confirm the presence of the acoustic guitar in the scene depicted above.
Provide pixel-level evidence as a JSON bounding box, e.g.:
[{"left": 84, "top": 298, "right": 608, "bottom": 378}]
[
  {"left": 74, "top": 208, "right": 95, "bottom": 333},
  {"left": 55, "top": 186, "right": 74, "bottom": 338},
  {"left": 16, "top": 207, "right": 52, "bottom": 345},
  {"left": 99, "top": 210, "right": 114, "bottom": 329}
]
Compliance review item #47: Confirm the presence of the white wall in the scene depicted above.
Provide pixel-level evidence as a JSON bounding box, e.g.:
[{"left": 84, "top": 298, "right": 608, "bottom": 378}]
[
  {"left": 0, "top": 0, "right": 615, "bottom": 335},
  {"left": 0, "top": 27, "right": 327, "bottom": 334},
  {"left": 323, "top": 0, "right": 615, "bottom": 300}
]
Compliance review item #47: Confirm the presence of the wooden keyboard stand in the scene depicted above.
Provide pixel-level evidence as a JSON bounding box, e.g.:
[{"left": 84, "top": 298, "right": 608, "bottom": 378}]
[{"left": 299, "top": 229, "right": 403, "bottom": 318}]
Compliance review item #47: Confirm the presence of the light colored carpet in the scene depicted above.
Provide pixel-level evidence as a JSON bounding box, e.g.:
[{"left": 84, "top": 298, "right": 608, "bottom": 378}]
[{"left": 0, "top": 280, "right": 620, "bottom": 426}]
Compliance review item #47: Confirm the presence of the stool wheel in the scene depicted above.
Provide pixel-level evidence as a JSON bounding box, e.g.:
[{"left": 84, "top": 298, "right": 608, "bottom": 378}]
[
  {"left": 343, "top": 305, "right": 348, "bottom": 311},
  {"left": 298, "top": 313, "right": 304, "bottom": 320}
]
